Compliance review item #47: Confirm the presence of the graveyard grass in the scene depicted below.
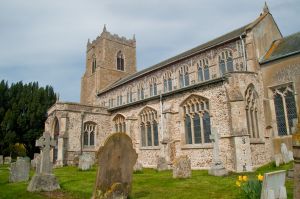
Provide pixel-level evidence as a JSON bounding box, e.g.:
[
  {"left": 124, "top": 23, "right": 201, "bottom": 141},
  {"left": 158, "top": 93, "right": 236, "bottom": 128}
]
[{"left": 0, "top": 162, "right": 294, "bottom": 199}]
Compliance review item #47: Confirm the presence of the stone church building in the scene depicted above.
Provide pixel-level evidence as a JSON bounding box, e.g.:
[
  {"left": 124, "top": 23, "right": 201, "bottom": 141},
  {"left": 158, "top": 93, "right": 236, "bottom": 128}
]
[{"left": 45, "top": 4, "right": 299, "bottom": 172}]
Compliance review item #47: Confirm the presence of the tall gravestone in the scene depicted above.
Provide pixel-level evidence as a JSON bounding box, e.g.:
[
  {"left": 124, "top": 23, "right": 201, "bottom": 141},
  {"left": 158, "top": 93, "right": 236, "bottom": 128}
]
[
  {"left": 260, "top": 170, "right": 287, "bottom": 199},
  {"left": 209, "top": 128, "right": 228, "bottom": 176},
  {"left": 27, "top": 132, "right": 60, "bottom": 192},
  {"left": 92, "top": 133, "right": 137, "bottom": 199},
  {"left": 9, "top": 157, "right": 30, "bottom": 182}
]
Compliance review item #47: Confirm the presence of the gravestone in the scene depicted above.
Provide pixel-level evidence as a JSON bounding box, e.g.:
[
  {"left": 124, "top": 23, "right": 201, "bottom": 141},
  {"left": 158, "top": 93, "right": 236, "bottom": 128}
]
[
  {"left": 209, "top": 128, "right": 228, "bottom": 176},
  {"left": 27, "top": 132, "right": 60, "bottom": 192},
  {"left": 133, "top": 161, "right": 143, "bottom": 172},
  {"left": 9, "top": 157, "right": 30, "bottom": 182},
  {"left": 281, "top": 143, "right": 293, "bottom": 164},
  {"left": 31, "top": 153, "right": 40, "bottom": 169},
  {"left": 78, "top": 153, "right": 94, "bottom": 171},
  {"left": 92, "top": 133, "right": 137, "bottom": 199},
  {"left": 172, "top": 155, "right": 191, "bottom": 178},
  {"left": 260, "top": 170, "right": 287, "bottom": 199},
  {"left": 0, "top": 155, "right": 3, "bottom": 164},
  {"left": 157, "top": 156, "right": 168, "bottom": 171},
  {"left": 4, "top": 157, "right": 11, "bottom": 164}
]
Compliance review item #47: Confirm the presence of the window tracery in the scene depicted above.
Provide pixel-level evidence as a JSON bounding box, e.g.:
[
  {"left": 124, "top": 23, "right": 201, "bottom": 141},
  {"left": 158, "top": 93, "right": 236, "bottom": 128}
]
[
  {"left": 140, "top": 107, "right": 159, "bottom": 147},
  {"left": 83, "top": 122, "right": 96, "bottom": 147},
  {"left": 218, "top": 50, "right": 233, "bottom": 76},
  {"left": 113, "top": 114, "right": 126, "bottom": 133}
]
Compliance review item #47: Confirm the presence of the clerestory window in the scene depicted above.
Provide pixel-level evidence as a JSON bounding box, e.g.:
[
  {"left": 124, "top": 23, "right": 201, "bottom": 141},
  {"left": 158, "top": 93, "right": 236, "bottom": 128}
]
[{"left": 219, "top": 50, "right": 233, "bottom": 76}]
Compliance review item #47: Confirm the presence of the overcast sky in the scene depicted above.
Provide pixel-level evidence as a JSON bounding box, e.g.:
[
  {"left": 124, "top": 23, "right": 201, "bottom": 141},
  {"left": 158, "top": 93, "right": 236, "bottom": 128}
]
[{"left": 0, "top": 0, "right": 299, "bottom": 102}]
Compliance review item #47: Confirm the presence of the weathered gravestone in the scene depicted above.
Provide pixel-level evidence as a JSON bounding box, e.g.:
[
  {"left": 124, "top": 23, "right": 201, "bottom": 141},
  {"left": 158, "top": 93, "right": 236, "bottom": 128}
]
[
  {"left": 9, "top": 157, "right": 30, "bottom": 182},
  {"left": 260, "top": 170, "right": 287, "bottom": 199},
  {"left": 133, "top": 160, "right": 143, "bottom": 172},
  {"left": 281, "top": 143, "right": 293, "bottom": 164},
  {"left": 157, "top": 156, "right": 168, "bottom": 171},
  {"left": 31, "top": 153, "right": 40, "bottom": 169},
  {"left": 0, "top": 155, "right": 3, "bottom": 164},
  {"left": 4, "top": 156, "right": 11, "bottom": 164},
  {"left": 208, "top": 128, "right": 228, "bottom": 176},
  {"left": 172, "top": 155, "right": 191, "bottom": 179},
  {"left": 92, "top": 133, "right": 137, "bottom": 199},
  {"left": 78, "top": 153, "right": 94, "bottom": 171},
  {"left": 27, "top": 132, "right": 60, "bottom": 192}
]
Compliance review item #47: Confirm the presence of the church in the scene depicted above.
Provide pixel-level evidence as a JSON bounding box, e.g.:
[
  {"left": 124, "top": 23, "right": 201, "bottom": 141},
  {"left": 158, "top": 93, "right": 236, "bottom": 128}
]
[{"left": 44, "top": 4, "right": 300, "bottom": 172}]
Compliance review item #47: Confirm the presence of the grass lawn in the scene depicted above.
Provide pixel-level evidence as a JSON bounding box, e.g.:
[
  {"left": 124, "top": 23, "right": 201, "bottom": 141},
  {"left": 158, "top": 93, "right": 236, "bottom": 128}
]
[{"left": 0, "top": 162, "right": 294, "bottom": 199}]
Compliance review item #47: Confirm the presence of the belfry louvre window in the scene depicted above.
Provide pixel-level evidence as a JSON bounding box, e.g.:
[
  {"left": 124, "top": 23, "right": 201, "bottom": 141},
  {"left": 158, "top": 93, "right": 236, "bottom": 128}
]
[
  {"left": 179, "top": 65, "right": 189, "bottom": 88},
  {"left": 182, "top": 95, "right": 211, "bottom": 144},
  {"left": 218, "top": 50, "right": 233, "bottom": 76},
  {"left": 140, "top": 107, "right": 159, "bottom": 147},
  {"left": 83, "top": 122, "right": 96, "bottom": 147},
  {"left": 92, "top": 56, "right": 96, "bottom": 73},
  {"left": 245, "top": 85, "right": 260, "bottom": 138},
  {"left": 197, "top": 58, "right": 210, "bottom": 82},
  {"left": 117, "top": 51, "right": 124, "bottom": 71},
  {"left": 113, "top": 114, "right": 126, "bottom": 133},
  {"left": 273, "top": 85, "right": 298, "bottom": 136}
]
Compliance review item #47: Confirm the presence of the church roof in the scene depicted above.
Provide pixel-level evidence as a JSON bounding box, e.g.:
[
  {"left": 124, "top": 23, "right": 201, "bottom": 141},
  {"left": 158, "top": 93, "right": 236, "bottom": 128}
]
[
  {"left": 97, "top": 12, "right": 269, "bottom": 96},
  {"left": 260, "top": 32, "right": 300, "bottom": 64}
]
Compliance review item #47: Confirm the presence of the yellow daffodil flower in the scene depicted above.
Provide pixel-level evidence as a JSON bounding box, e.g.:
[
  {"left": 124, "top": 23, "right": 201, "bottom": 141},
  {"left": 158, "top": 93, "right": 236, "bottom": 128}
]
[
  {"left": 257, "top": 174, "right": 264, "bottom": 181},
  {"left": 238, "top": 176, "right": 243, "bottom": 181},
  {"left": 242, "top": 175, "right": 248, "bottom": 182},
  {"left": 236, "top": 180, "right": 241, "bottom": 187}
]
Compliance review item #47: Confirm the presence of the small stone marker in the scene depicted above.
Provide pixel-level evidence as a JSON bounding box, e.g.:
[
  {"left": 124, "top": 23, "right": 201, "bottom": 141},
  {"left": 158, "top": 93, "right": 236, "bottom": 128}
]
[
  {"left": 9, "top": 157, "right": 30, "bottom": 182},
  {"left": 281, "top": 143, "right": 293, "bottom": 164},
  {"left": 31, "top": 153, "right": 40, "bottom": 169},
  {"left": 78, "top": 153, "right": 94, "bottom": 171},
  {"left": 4, "top": 156, "right": 11, "bottom": 164},
  {"left": 172, "top": 155, "right": 191, "bottom": 179},
  {"left": 92, "top": 133, "right": 137, "bottom": 199},
  {"left": 27, "top": 132, "right": 60, "bottom": 192},
  {"left": 133, "top": 161, "right": 143, "bottom": 172},
  {"left": 157, "top": 156, "right": 168, "bottom": 171},
  {"left": 0, "top": 155, "right": 3, "bottom": 164},
  {"left": 208, "top": 128, "right": 228, "bottom": 176},
  {"left": 260, "top": 170, "right": 287, "bottom": 199}
]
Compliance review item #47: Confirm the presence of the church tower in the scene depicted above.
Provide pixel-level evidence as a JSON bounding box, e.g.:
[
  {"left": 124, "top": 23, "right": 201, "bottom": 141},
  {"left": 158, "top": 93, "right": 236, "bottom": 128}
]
[{"left": 80, "top": 25, "right": 137, "bottom": 105}]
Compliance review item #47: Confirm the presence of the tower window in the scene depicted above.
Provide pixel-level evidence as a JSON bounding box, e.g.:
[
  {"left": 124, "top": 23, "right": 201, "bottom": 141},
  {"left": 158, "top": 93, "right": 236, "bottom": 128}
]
[
  {"left": 92, "top": 56, "right": 96, "bottom": 73},
  {"left": 117, "top": 51, "right": 124, "bottom": 71}
]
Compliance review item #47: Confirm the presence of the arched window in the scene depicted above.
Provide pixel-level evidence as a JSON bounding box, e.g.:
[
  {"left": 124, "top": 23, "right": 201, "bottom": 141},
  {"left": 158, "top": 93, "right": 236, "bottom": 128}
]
[
  {"left": 138, "top": 83, "right": 144, "bottom": 100},
  {"left": 113, "top": 114, "right": 126, "bottom": 133},
  {"left": 163, "top": 71, "right": 172, "bottom": 93},
  {"left": 272, "top": 85, "right": 297, "bottom": 136},
  {"left": 245, "top": 85, "right": 259, "bottom": 138},
  {"left": 139, "top": 107, "right": 159, "bottom": 147},
  {"left": 182, "top": 95, "right": 211, "bottom": 144},
  {"left": 197, "top": 58, "right": 210, "bottom": 82},
  {"left": 83, "top": 122, "right": 96, "bottom": 147},
  {"left": 218, "top": 50, "right": 233, "bottom": 76},
  {"left": 127, "top": 87, "right": 133, "bottom": 103},
  {"left": 149, "top": 77, "right": 157, "bottom": 97},
  {"left": 179, "top": 65, "right": 189, "bottom": 88},
  {"left": 92, "top": 55, "right": 96, "bottom": 73},
  {"left": 117, "top": 94, "right": 123, "bottom": 106},
  {"left": 117, "top": 51, "right": 124, "bottom": 71}
]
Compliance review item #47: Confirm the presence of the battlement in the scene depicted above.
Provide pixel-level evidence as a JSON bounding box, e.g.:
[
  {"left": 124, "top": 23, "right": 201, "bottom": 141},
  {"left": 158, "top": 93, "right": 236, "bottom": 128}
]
[{"left": 87, "top": 25, "right": 136, "bottom": 50}]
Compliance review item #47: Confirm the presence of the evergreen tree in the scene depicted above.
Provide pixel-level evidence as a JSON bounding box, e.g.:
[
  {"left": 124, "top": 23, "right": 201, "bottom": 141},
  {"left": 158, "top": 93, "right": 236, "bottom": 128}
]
[{"left": 0, "top": 80, "right": 56, "bottom": 158}]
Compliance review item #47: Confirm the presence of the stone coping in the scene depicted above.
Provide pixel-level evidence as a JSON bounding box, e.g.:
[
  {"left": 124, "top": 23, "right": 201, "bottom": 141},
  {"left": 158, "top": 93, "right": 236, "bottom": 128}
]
[
  {"left": 181, "top": 143, "right": 213, "bottom": 149},
  {"left": 139, "top": 146, "right": 161, "bottom": 150}
]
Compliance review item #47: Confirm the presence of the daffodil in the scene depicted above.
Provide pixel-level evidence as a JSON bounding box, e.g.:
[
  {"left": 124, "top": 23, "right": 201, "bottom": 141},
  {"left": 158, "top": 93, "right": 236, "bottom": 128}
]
[
  {"left": 257, "top": 174, "right": 264, "bottom": 181},
  {"left": 236, "top": 180, "right": 241, "bottom": 187},
  {"left": 242, "top": 175, "right": 248, "bottom": 182},
  {"left": 238, "top": 175, "right": 243, "bottom": 181}
]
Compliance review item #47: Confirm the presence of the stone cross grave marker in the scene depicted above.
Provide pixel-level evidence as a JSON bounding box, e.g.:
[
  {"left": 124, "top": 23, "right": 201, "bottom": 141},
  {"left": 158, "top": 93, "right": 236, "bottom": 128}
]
[
  {"left": 261, "top": 170, "right": 287, "bottom": 199},
  {"left": 9, "top": 157, "right": 30, "bottom": 183},
  {"left": 27, "top": 132, "right": 60, "bottom": 192},
  {"left": 92, "top": 133, "right": 137, "bottom": 199},
  {"left": 36, "top": 132, "right": 56, "bottom": 174},
  {"left": 208, "top": 128, "right": 228, "bottom": 176}
]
